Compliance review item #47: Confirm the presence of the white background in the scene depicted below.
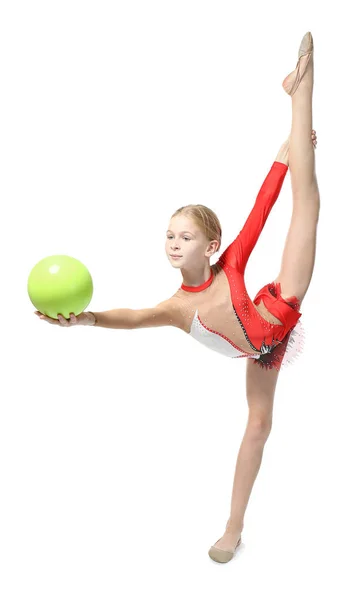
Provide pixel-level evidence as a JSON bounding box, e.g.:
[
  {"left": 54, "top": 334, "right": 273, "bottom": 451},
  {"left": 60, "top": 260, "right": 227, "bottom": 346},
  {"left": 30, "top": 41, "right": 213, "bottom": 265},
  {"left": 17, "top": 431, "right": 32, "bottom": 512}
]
[{"left": 0, "top": 1, "right": 359, "bottom": 598}]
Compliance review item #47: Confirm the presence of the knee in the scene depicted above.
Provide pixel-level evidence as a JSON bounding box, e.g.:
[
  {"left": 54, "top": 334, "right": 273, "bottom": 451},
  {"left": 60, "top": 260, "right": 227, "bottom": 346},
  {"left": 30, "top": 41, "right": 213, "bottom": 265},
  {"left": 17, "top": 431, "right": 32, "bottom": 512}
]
[{"left": 246, "top": 416, "right": 272, "bottom": 440}]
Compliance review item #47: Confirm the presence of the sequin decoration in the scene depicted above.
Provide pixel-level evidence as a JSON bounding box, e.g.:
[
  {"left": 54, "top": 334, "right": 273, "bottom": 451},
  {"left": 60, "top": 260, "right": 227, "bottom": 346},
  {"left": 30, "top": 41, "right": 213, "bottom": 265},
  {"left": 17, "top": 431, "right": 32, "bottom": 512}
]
[{"left": 251, "top": 319, "right": 305, "bottom": 371}]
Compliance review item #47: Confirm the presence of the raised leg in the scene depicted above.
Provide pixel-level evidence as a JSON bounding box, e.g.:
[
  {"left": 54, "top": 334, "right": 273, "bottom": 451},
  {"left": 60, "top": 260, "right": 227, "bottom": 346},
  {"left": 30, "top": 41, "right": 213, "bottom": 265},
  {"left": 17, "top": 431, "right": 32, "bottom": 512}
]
[{"left": 274, "top": 40, "right": 320, "bottom": 306}]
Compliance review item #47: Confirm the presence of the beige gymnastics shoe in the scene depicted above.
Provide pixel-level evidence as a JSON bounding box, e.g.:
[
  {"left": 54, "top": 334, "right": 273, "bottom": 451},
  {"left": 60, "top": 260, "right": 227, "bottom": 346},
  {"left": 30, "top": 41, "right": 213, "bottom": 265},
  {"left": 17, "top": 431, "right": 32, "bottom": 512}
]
[
  {"left": 282, "top": 32, "right": 314, "bottom": 96},
  {"left": 208, "top": 536, "right": 242, "bottom": 563}
]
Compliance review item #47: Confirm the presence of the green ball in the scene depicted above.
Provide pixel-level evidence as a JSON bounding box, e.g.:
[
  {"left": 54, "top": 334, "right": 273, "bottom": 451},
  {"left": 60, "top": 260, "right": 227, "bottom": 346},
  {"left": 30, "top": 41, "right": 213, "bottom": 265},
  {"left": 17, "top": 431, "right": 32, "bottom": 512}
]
[{"left": 28, "top": 255, "right": 93, "bottom": 320}]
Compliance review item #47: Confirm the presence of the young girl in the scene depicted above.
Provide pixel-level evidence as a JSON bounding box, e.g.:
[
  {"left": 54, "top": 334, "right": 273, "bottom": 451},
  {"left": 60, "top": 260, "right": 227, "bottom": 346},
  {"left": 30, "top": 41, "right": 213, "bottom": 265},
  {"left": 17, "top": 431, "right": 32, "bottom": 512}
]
[{"left": 35, "top": 32, "right": 319, "bottom": 564}]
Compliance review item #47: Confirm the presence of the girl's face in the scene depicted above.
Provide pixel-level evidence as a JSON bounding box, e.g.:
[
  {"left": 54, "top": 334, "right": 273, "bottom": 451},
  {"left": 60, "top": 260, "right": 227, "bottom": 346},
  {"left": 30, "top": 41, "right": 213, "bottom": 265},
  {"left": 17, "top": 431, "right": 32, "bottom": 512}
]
[{"left": 165, "top": 216, "right": 210, "bottom": 268}]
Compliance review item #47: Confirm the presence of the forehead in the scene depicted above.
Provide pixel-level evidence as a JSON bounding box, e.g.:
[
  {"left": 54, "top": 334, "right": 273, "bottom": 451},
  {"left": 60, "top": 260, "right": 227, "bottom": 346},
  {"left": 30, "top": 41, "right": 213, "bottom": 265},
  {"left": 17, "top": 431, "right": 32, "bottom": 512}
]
[{"left": 168, "top": 215, "right": 198, "bottom": 232}]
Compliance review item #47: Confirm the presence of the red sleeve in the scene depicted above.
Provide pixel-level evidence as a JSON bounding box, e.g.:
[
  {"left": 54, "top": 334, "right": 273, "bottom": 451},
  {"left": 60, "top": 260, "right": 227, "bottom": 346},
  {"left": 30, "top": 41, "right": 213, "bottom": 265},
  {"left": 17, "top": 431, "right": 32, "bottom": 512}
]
[{"left": 217, "top": 161, "right": 288, "bottom": 274}]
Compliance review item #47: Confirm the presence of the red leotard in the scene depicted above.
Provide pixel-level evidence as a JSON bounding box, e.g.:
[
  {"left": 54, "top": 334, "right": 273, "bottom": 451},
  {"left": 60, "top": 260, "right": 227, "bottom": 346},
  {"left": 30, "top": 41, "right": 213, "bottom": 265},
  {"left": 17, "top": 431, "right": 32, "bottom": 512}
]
[{"left": 175, "top": 161, "right": 304, "bottom": 371}]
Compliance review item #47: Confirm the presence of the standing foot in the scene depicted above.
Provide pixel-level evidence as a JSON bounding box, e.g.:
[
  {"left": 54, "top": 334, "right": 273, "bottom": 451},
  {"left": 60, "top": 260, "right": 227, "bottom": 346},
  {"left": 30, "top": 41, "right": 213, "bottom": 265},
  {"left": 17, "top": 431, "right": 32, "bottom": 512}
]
[
  {"left": 211, "top": 530, "right": 242, "bottom": 553},
  {"left": 208, "top": 527, "right": 243, "bottom": 563}
]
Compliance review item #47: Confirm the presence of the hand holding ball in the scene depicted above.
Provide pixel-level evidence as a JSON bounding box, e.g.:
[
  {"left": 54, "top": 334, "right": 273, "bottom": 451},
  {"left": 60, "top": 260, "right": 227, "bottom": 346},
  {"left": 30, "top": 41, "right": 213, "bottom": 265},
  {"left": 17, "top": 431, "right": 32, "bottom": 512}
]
[{"left": 28, "top": 255, "right": 93, "bottom": 322}]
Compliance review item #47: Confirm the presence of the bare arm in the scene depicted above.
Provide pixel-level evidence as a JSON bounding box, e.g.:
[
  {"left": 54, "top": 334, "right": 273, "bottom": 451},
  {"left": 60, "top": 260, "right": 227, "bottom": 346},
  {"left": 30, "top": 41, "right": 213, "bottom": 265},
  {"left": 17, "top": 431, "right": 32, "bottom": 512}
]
[{"left": 87, "top": 298, "right": 183, "bottom": 330}]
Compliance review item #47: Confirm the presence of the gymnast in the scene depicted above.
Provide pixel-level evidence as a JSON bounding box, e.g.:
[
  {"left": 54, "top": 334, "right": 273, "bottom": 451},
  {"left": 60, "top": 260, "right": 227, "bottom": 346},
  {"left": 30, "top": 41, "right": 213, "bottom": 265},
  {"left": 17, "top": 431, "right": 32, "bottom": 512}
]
[{"left": 36, "top": 31, "right": 320, "bottom": 564}]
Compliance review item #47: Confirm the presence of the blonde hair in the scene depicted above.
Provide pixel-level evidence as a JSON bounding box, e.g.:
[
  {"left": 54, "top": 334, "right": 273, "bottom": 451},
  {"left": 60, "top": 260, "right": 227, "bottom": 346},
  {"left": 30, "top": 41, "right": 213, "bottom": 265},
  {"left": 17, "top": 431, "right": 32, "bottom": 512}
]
[{"left": 170, "top": 204, "right": 222, "bottom": 255}]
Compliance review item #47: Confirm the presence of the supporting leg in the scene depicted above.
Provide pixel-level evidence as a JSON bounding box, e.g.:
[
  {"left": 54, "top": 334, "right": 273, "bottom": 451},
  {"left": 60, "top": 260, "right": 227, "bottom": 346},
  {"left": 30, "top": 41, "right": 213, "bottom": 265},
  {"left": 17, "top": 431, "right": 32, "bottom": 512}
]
[
  {"left": 212, "top": 360, "right": 277, "bottom": 553},
  {"left": 227, "top": 421, "right": 271, "bottom": 530}
]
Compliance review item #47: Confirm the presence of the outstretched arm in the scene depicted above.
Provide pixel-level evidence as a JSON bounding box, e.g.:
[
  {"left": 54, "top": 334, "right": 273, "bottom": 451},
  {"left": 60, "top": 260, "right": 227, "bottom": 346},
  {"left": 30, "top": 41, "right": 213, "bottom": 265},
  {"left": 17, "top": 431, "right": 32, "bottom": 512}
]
[
  {"left": 88, "top": 298, "right": 183, "bottom": 330},
  {"left": 35, "top": 299, "right": 183, "bottom": 329}
]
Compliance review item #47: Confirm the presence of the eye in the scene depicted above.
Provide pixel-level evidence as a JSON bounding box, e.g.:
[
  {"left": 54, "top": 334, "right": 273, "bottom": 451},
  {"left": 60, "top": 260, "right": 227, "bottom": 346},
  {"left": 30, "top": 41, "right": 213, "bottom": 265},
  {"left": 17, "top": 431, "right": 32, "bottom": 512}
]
[{"left": 167, "top": 236, "right": 191, "bottom": 241}]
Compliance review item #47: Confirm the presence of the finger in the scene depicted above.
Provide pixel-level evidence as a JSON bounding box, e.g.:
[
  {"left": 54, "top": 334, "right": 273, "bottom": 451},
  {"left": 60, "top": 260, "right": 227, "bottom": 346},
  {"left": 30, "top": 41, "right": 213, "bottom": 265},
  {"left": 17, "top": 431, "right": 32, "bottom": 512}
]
[
  {"left": 40, "top": 314, "right": 57, "bottom": 324},
  {"left": 36, "top": 312, "right": 48, "bottom": 321}
]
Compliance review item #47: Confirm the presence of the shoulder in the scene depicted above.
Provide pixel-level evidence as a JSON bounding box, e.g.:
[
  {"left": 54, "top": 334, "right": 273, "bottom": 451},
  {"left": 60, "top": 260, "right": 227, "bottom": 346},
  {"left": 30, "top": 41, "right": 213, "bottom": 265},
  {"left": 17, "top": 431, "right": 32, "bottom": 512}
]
[
  {"left": 154, "top": 297, "right": 186, "bottom": 331},
  {"left": 131, "top": 300, "right": 184, "bottom": 329}
]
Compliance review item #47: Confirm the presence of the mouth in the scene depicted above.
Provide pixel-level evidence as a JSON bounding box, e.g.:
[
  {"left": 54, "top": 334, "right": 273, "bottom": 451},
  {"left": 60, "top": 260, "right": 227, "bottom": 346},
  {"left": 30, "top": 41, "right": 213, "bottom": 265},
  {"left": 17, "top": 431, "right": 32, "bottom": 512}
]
[{"left": 170, "top": 255, "right": 182, "bottom": 259}]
